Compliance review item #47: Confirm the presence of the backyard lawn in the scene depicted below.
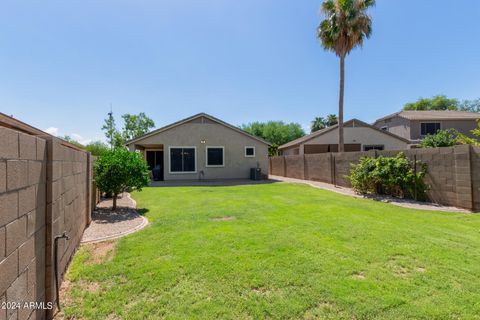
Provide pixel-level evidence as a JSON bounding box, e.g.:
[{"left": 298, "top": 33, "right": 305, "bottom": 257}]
[{"left": 63, "top": 183, "right": 480, "bottom": 319}]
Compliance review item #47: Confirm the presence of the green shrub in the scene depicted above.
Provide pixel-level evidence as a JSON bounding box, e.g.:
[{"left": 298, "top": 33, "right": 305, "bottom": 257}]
[
  {"left": 348, "top": 153, "right": 428, "bottom": 200},
  {"left": 420, "top": 129, "right": 459, "bottom": 148},
  {"left": 94, "top": 148, "right": 150, "bottom": 210}
]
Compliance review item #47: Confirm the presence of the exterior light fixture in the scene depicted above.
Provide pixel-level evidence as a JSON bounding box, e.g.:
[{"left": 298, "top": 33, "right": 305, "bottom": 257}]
[{"left": 200, "top": 139, "right": 206, "bottom": 144}]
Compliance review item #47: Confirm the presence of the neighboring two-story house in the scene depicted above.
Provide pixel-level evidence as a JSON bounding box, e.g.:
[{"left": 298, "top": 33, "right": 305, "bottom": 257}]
[{"left": 373, "top": 111, "right": 480, "bottom": 144}]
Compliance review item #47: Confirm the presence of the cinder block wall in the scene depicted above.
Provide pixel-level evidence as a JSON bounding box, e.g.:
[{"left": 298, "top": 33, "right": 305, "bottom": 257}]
[
  {"left": 0, "top": 126, "right": 92, "bottom": 320},
  {"left": 270, "top": 145, "right": 479, "bottom": 211},
  {"left": 45, "top": 138, "right": 91, "bottom": 319},
  {"left": 0, "top": 127, "right": 47, "bottom": 320}
]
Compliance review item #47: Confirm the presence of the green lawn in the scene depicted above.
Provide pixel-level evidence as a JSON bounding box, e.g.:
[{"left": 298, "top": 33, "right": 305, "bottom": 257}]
[{"left": 63, "top": 183, "right": 480, "bottom": 319}]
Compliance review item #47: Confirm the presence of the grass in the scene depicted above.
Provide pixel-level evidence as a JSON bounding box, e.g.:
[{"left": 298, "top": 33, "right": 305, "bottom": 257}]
[{"left": 63, "top": 183, "right": 480, "bottom": 319}]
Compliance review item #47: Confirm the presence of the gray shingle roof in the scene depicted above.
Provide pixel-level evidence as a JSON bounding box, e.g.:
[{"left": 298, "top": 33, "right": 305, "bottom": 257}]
[
  {"left": 374, "top": 111, "right": 480, "bottom": 124},
  {"left": 279, "top": 118, "right": 410, "bottom": 150}
]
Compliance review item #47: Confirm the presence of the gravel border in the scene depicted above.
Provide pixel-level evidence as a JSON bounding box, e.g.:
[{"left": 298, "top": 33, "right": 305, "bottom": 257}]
[
  {"left": 269, "top": 175, "right": 470, "bottom": 213},
  {"left": 81, "top": 192, "right": 149, "bottom": 244}
]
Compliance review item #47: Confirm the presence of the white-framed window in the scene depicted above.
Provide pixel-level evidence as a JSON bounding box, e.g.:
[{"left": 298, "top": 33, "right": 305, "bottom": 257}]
[
  {"left": 363, "top": 145, "right": 385, "bottom": 151},
  {"left": 421, "top": 122, "right": 441, "bottom": 136},
  {"left": 169, "top": 146, "right": 196, "bottom": 173},
  {"left": 206, "top": 146, "right": 224, "bottom": 167},
  {"left": 245, "top": 146, "right": 255, "bottom": 157}
]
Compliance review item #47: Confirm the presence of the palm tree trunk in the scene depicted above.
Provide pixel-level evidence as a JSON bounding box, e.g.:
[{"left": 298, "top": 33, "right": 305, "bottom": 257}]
[{"left": 338, "top": 55, "right": 345, "bottom": 152}]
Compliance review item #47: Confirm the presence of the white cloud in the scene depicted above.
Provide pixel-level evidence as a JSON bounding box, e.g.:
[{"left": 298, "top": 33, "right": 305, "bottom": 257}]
[
  {"left": 45, "top": 127, "right": 59, "bottom": 136},
  {"left": 71, "top": 133, "right": 92, "bottom": 145}
]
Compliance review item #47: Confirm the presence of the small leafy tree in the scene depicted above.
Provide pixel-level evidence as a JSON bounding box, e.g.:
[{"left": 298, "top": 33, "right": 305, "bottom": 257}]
[
  {"left": 420, "top": 129, "right": 459, "bottom": 148},
  {"left": 94, "top": 148, "right": 150, "bottom": 210}
]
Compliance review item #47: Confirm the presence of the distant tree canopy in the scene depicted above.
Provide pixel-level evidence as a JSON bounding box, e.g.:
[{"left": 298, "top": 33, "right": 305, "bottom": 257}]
[
  {"left": 403, "top": 95, "right": 480, "bottom": 112},
  {"left": 61, "top": 135, "right": 84, "bottom": 148},
  {"left": 311, "top": 114, "right": 338, "bottom": 132},
  {"left": 122, "top": 113, "right": 156, "bottom": 141},
  {"left": 84, "top": 141, "right": 110, "bottom": 157},
  {"left": 241, "top": 121, "right": 305, "bottom": 156},
  {"left": 102, "top": 112, "right": 155, "bottom": 148},
  {"left": 59, "top": 136, "right": 110, "bottom": 157}
]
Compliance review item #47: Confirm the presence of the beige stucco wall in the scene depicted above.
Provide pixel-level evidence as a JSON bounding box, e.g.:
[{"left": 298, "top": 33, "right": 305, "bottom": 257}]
[
  {"left": 409, "top": 119, "right": 477, "bottom": 140},
  {"left": 128, "top": 119, "right": 269, "bottom": 180},
  {"left": 374, "top": 116, "right": 411, "bottom": 140},
  {"left": 375, "top": 117, "right": 478, "bottom": 141},
  {"left": 281, "top": 127, "right": 408, "bottom": 155}
]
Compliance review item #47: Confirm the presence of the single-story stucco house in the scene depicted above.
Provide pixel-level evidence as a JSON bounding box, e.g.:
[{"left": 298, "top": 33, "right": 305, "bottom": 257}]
[
  {"left": 125, "top": 113, "right": 270, "bottom": 181},
  {"left": 278, "top": 119, "right": 410, "bottom": 155},
  {"left": 373, "top": 110, "right": 480, "bottom": 144}
]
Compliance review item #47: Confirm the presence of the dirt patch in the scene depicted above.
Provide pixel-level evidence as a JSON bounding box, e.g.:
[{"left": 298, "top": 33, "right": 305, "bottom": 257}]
[
  {"left": 81, "top": 281, "right": 100, "bottom": 293},
  {"left": 251, "top": 286, "right": 271, "bottom": 296},
  {"left": 86, "top": 241, "right": 117, "bottom": 265},
  {"left": 304, "top": 301, "right": 353, "bottom": 320},
  {"left": 210, "top": 216, "right": 236, "bottom": 221},
  {"left": 352, "top": 272, "right": 365, "bottom": 280},
  {"left": 415, "top": 267, "right": 426, "bottom": 273}
]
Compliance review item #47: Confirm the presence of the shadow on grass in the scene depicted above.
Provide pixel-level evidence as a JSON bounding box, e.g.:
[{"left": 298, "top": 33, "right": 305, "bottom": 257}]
[{"left": 136, "top": 208, "right": 149, "bottom": 216}]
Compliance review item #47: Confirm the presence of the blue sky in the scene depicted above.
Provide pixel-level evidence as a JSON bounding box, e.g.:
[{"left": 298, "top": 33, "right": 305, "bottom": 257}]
[{"left": 1, "top": 0, "right": 479, "bottom": 144}]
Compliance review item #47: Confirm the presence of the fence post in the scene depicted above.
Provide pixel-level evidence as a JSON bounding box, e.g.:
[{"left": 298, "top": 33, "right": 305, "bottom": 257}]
[
  {"left": 332, "top": 154, "right": 336, "bottom": 187},
  {"left": 303, "top": 154, "right": 306, "bottom": 180},
  {"left": 413, "top": 154, "right": 417, "bottom": 201},
  {"left": 283, "top": 156, "right": 287, "bottom": 177}
]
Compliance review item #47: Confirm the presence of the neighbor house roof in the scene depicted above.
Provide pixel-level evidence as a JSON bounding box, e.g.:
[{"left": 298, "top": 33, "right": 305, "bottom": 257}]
[
  {"left": 279, "top": 118, "right": 410, "bottom": 150},
  {"left": 374, "top": 110, "right": 480, "bottom": 124},
  {"left": 124, "top": 113, "right": 271, "bottom": 146}
]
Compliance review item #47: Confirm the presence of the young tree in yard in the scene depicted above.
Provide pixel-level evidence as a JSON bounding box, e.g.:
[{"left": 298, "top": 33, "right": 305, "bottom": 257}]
[
  {"left": 122, "top": 112, "right": 155, "bottom": 141},
  {"left": 318, "top": 0, "right": 374, "bottom": 152},
  {"left": 94, "top": 148, "right": 150, "bottom": 210},
  {"left": 241, "top": 121, "right": 305, "bottom": 156}
]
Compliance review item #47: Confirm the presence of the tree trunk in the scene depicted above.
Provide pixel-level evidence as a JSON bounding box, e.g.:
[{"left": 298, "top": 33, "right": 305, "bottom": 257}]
[
  {"left": 338, "top": 55, "right": 345, "bottom": 153},
  {"left": 112, "top": 193, "right": 117, "bottom": 211}
]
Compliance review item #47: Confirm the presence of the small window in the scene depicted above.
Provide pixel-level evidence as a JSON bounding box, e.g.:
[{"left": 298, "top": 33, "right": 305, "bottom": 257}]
[
  {"left": 206, "top": 147, "right": 224, "bottom": 167},
  {"left": 170, "top": 147, "right": 196, "bottom": 173},
  {"left": 381, "top": 126, "right": 388, "bottom": 131},
  {"left": 245, "top": 146, "right": 255, "bottom": 157},
  {"left": 421, "top": 123, "right": 441, "bottom": 136},
  {"left": 363, "top": 145, "right": 384, "bottom": 151}
]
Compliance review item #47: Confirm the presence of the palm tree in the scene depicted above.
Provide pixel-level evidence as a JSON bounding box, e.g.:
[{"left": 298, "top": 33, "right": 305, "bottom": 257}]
[
  {"left": 318, "top": 0, "right": 374, "bottom": 152},
  {"left": 311, "top": 117, "right": 326, "bottom": 132},
  {"left": 326, "top": 114, "right": 338, "bottom": 126}
]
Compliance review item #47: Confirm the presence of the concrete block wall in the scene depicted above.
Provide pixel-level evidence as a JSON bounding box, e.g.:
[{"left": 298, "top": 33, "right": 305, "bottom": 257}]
[
  {"left": 284, "top": 155, "right": 304, "bottom": 180},
  {"left": 471, "top": 146, "right": 480, "bottom": 210},
  {"left": 45, "top": 138, "right": 91, "bottom": 319},
  {"left": 0, "top": 126, "right": 92, "bottom": 320},
  {"left": 269, "top": 157, "right": 285, "bottom": 177},
  {"left": 0, "top": 127, "right": 47, "bottom": 320},
  {"left": 304, "top": 153, "right": 332, "bottom": 183},
  {"left": 270, "top": 145, "right": 479, "bottom": 211}
]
